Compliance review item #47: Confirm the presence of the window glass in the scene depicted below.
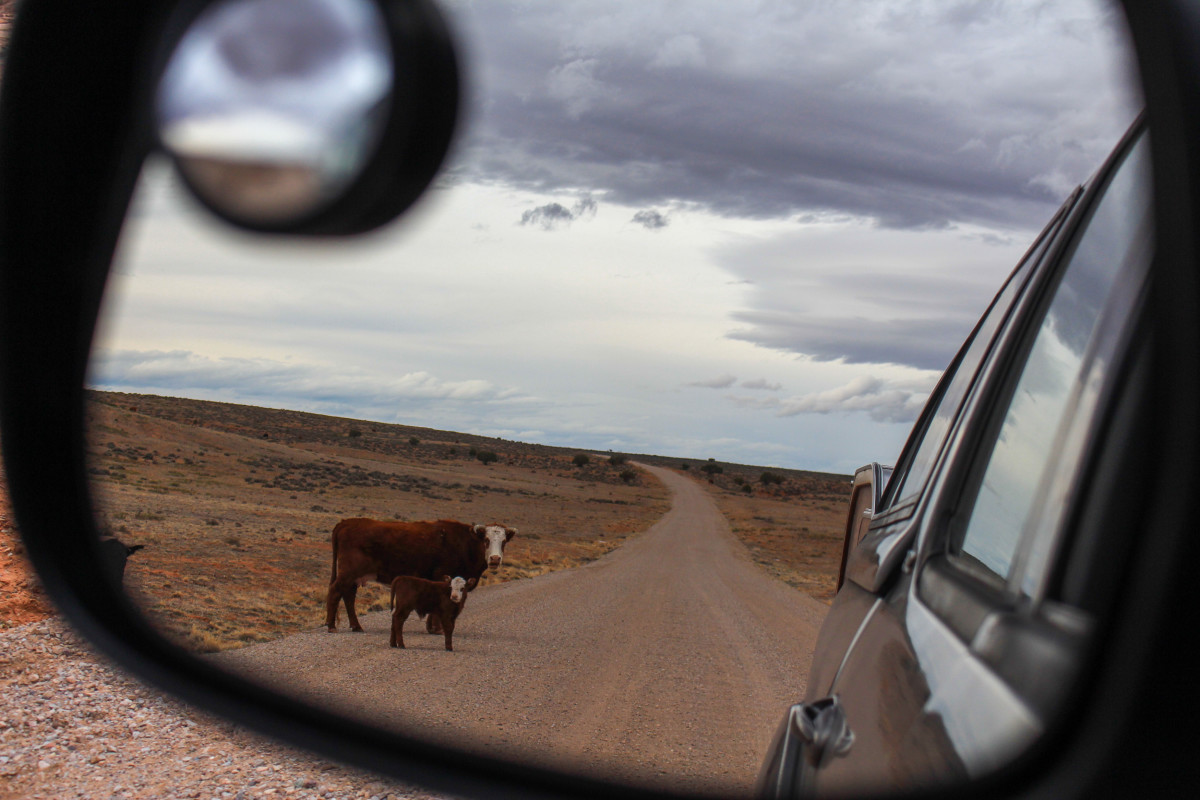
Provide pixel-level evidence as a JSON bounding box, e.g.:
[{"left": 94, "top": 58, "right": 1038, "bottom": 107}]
[
  {"left": 955, "top": 134, "right": 1151, "bottom": 582},
  {"left": 888, "top": 209, "right": 1063, "bottom": 505}
]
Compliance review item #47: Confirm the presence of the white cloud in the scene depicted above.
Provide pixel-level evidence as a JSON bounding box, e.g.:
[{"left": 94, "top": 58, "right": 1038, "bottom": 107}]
[
  {"left": 688, "top": 374, "right": 738, "bottom": 389},
  {"left": 775, "top": 374, "right": 937, "bottom": 424},
  {"left": 740, "top": 378, "right": 782, "bottom": 391},
  {"left": 90, "top": 349, "right": 527, "bottom": 409}
]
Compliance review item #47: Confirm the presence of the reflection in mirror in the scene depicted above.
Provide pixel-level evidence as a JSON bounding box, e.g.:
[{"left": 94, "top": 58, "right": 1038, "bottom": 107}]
[
  {"left": 91, "top": 1, "right": 1139, "bottom": 796},
  {"left": 156, "top": 0, "right": 391, "bottom": 224}
]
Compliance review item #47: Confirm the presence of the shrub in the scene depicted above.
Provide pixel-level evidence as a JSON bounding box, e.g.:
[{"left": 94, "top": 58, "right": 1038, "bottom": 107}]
[
  {"left": 572, "top": 453, "right": 590, "bottom": 467},
  {"left": 701, "top": 463, "right": 723, "bottom": 475},
  {"left": 476, "top": 450, "right": 498, "bottom": 465},
  {"left": 619, "top": 469, "right": 637, "bottom": 483},
  {"left": 760, "top": 471, "right": 785, "bottom": 485},
  {"left": 742, "top": 484, "right": 753, "bottom": 494},
  {"left": 348, "top": 427, "right": 363, "bottom": 438},
  {"left": 408, "top": 437, "right": 420, "bottom": 446},
  {"left": 609, "top": 454, "right": 628, "bottom": 465}
]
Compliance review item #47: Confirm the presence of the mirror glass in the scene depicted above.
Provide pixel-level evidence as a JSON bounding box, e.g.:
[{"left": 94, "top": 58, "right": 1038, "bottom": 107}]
[
  {"left": 90, "top": 1, "right": 1141, "bottom": 796},
  {"left": 156, "top": 0, "right": 391, "bottom": 224}
]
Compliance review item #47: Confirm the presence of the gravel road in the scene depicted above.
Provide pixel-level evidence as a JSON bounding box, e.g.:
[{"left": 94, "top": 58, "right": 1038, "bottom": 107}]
[{"left": 215, "top": 465, "right": 828, "bottom": 797}]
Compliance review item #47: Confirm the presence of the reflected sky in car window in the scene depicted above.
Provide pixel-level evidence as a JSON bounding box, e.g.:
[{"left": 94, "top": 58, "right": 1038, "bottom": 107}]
[{"left": 958, "top": 135, "right": 1151, "bottom": 579}]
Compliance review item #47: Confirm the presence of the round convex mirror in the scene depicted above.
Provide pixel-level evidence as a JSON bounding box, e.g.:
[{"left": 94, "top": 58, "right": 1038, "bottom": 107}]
[{"left": 156, "top": 0, "right": 392, "bottom": 227}]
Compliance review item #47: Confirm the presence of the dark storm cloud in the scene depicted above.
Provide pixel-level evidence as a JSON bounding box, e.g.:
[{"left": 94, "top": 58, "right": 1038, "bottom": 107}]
[
  {"left": 445, "top": 0, "right": 1140, "bottom": 230},
  {"left": 521, "top": 202, "right": 575, "bottom": 229},
  {"left": 729, "top": 312, "right": 970, "bottom": 371},
  {"left": 632, "top": 209, "right": 669, "bottom": 229},
  {"left": 712, "top": 222, "right": 1018, "bottom": 370},
  {"left": 519, "top": 196, "right": 598, "bottom": 229}
]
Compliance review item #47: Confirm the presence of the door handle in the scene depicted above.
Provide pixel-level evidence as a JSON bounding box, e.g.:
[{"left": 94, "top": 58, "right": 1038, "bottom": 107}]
[{"left": 791, "top": 696, "right": 855, "bottom": 769}]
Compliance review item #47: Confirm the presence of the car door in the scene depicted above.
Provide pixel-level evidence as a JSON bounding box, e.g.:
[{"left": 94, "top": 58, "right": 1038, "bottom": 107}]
[
  {"left": 807, "top": 125, "right": 1152, "bottom": 796},
  {"left": 799, "top": 182, "right": 1076, "bottom": 714}
]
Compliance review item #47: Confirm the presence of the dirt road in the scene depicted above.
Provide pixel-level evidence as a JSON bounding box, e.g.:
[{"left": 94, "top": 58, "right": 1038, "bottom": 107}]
[{"left": 214, "top": 464, "right": 828, "bottom": 796}]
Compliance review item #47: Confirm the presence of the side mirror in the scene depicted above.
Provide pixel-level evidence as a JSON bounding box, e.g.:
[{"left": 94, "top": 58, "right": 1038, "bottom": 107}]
[{"left": 835, "top": 463, "right": 901, "bottom": 593}]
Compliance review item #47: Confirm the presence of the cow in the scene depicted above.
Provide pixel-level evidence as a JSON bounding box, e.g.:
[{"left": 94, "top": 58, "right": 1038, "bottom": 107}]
[
  {"left": 98, "top": 537, "right": 145, "bottom": 585},
  {"left": 324, "top": 517, "right": 517, "bottom": 633},
  {"left": 389, "top": 575, "right": 478, "bottom": 651}
]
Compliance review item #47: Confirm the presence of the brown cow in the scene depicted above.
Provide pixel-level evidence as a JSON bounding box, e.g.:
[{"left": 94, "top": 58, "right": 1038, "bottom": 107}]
[
  {"left": 324, "top": 517, "right": 517, "bottom": 632},
  {"left": 389, "top": 575, "right": 478, "bottom": 651}
]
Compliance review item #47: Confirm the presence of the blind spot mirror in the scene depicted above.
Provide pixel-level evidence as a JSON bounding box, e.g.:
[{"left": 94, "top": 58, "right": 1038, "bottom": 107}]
[{"left": 156, "top": 0, "right": 392, "bottom": 226}]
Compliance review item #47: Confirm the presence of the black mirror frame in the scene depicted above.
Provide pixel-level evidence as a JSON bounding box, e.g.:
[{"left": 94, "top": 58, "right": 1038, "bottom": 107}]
[{"left": 3, "top": 1, "right": 1200, "bottom": 799}]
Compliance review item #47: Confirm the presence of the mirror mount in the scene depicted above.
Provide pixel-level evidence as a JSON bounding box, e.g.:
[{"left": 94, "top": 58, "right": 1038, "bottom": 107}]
[
  {"left": 154, "top": 0, "right": 459, "bottom": 235},
  {"left": 843, "top": 522, "right": 917, "bottom": 595}
]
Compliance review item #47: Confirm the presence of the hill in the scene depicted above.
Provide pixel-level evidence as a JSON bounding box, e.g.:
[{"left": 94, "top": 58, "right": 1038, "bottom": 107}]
[{"left": 82, "top": 390, "right": 849, "bottom": 650}]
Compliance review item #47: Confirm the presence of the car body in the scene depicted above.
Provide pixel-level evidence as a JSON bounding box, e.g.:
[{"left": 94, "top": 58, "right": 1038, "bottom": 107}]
[{"left": 758, "top": 116, "right": 1152, "bottom": 797}]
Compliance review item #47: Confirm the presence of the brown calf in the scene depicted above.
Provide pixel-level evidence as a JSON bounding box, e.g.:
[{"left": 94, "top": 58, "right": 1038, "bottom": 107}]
[{"left": 389, "top": 575, "right": 478, "bottom": 651}]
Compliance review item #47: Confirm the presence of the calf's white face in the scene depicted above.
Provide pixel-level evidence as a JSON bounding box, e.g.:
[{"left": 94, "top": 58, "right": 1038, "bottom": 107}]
[
  {"left": 475, "top": 523, "right": 515, "bottom": 570},
  {"left": 449, "top": 576, "right": 467, "bottom": 603}
]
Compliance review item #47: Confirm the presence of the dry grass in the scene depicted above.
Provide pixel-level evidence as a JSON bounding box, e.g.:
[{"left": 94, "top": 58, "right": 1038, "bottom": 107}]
[
  {"left": 692, "top": 468, "right": 851, "bottom": 603},
  {"left": 86, "top": 391, "right": 671, "bottom": 651}
]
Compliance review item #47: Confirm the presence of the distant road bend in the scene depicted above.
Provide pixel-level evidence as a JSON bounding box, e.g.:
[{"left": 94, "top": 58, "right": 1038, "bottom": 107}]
[{"left": 215, "top": 464, "right": 828, "bottom": 796}]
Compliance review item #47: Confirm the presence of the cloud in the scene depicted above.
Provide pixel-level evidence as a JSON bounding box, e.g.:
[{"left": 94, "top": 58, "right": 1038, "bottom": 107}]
[
  {"left": 714, "top": 223, "right": 1022, "bottom": 370},
  {"left": 740, "top": 378, "right": 782, "bottom": 391},
  {"left": 649, "top": 34, "right": 705, "bottom": 70},
  {"left": 774, "top": 375, "right": 936, "bottom": 424},
  {"left": 519, "top": 196, "right": 599, "bottom": 229},
  {"left": 451, "top": 0, "right": 1141, "bottom": 230},
  {"left": 89, "top": 349, "right": 528, "bottom": 412},
  {"left": 729, "top": 313, "right": 971, "bottom": 371},
  {"left": 631, "top": 209, "right": 669, "bottom": 229},
  {"left": 546, "top": 58, "right": 613, "bottom": 119},
  {"left": 688, "top": 374, "right": 737, "bottom": 389}
]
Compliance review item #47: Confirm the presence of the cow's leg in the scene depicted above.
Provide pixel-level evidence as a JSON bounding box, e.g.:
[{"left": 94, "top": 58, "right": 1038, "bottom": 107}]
[
  {"left": 342, "top": 583, "right": 364, "bottom": 632},
  {"left": 324, "top": 582, "right": 342, "bottom": 632},
  {"left": 426, "top": 612, "right": 444, "bottom": 634},
  {"left": 391, "top": 609, "right": 409, "bottom": 648},
  {"left": 442, "top": 616, "right": 455, "bottom": 651}
]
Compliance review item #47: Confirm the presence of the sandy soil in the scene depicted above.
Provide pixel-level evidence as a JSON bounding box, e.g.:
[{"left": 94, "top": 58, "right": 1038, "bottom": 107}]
[{"left": 214, "top": 464, "right": 829, "bottom": 797}]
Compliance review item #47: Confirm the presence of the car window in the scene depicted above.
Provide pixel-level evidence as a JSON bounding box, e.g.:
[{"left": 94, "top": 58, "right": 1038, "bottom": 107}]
[
  {"left": 952, "top": 133, "right": 1152, "bottom": 586},
  {"left": 884, "top": 202, "right": 1069, "bottom": 508}
]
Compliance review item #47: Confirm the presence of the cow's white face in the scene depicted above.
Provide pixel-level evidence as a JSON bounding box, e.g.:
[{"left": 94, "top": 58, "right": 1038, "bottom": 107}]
[
  {"left": 475, "top": 523, "right": 516, "bottom": 571},
  {"left": 448, "top": 576, "right": 467, "bottom": 603}
]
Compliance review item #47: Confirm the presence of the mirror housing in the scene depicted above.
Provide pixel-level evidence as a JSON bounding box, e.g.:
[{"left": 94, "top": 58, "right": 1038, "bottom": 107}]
[
  {"left": 6, "top": 1, "right": 1200, "bottom": 799},
  {"left": 835, "top": 462, "right": 907, "bottom": 595}
]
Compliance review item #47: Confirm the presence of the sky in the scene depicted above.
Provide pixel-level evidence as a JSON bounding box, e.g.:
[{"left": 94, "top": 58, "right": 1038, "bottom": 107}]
[{"left": 90, "top": 0, "right": 1143, "bottom": 474}]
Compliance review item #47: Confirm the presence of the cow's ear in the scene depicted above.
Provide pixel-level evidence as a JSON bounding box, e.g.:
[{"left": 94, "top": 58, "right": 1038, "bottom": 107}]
[
  {"left": 473, "top": 523, "right": 487, "bottom": 538},
  {"left": 442, "top": 575, "right": 452, "bottom": 583},
  {"left": 466, "top": 577, "right": 478, "bottom": 590},
  {"left": 506, "top": 527, "right": 517, "bottom": 541}
]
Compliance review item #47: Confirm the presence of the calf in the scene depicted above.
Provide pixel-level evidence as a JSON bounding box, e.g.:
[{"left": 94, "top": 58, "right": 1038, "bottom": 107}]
[{"left": 389, "top": 575, "right": 477, "bottom": 651}]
